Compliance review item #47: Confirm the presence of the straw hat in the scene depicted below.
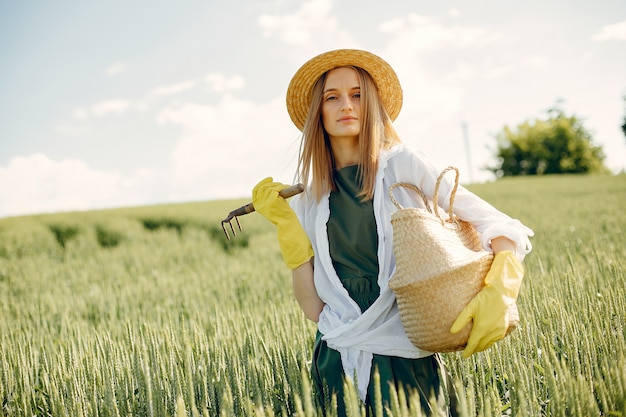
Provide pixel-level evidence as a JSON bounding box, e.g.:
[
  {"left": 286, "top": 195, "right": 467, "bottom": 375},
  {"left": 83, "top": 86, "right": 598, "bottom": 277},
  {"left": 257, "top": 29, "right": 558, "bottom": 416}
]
[{"left": 286, "top": 49, "right": 403, "bottom": 131}]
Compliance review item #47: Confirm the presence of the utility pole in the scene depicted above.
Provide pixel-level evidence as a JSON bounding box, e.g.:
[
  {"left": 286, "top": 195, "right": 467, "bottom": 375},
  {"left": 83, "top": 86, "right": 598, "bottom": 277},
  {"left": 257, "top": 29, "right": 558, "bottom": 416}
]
[{"left": 461, "top": 120, "right": 474, "bottom": 183}]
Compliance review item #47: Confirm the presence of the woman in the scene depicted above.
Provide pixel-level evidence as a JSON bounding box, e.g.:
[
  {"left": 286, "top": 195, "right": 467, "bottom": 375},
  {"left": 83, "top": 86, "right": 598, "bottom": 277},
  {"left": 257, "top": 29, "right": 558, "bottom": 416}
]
[{"left": 252, "top": 49, "right": 533, "bottom": 416}]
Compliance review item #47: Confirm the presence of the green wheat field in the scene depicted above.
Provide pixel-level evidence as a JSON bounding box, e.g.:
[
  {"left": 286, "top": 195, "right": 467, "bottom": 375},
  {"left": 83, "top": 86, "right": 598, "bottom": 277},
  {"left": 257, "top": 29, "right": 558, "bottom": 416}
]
[{"left": 1, "top": 174, "right": 625, "bottom": 416}]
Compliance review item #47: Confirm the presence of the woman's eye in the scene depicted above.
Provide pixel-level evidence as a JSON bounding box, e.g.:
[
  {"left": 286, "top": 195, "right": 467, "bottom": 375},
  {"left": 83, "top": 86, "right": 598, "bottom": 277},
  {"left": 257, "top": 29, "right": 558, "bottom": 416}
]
[
  {"left": 325, "top": 95, "right": 337, "bottom": 101},
  {"left": 353, "top": 93, "right": 361, "bottom": 99}
]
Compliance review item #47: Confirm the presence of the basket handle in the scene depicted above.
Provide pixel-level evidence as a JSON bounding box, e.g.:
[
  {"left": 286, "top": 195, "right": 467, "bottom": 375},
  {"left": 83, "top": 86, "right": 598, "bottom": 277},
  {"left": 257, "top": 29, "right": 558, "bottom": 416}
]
[
  {"left": 389, "top": 182, "right": 433, "bottom": 213},
  {"left": 388, "top": 166, "right": 460, "bottom": 225},
  {"left": 432, "top": 166, "right": 460, "bottom": 224},
  {"left": 388, "top": 182, "right": 431, "bottom": 212}
]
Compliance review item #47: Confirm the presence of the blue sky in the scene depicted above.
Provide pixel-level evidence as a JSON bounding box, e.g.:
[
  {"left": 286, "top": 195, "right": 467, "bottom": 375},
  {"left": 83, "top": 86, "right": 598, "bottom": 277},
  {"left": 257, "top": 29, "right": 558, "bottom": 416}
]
[{"left": 1, "top": 0, "right": 625, "bottom": 218}]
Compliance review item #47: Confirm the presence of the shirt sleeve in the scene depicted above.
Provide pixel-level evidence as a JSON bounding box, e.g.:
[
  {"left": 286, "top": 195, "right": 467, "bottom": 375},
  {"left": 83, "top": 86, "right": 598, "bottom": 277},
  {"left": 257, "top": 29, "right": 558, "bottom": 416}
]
[
  {"left": 449, "top": 185, "right": 534, "bottom": 260},
  {"left": 396, "top": 147, "right": 534, "bottom": 261}
]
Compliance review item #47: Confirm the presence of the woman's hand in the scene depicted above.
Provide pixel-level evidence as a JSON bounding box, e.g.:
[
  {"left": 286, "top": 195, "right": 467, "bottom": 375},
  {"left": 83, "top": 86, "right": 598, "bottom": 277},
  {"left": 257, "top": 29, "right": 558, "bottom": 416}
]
[
  {"left": 252, "top": 177, "right": 314, "bottom": 269},
  {"left": 490, "top": 235, "right": 516, "bottom": 254},
  {"left": 450, "top": 250, "right": 524, "bottom": 358}
]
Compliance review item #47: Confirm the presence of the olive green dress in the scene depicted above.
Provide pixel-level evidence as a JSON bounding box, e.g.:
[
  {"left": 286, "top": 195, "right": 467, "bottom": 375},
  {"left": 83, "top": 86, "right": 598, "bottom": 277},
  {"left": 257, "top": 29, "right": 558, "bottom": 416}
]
[{"left": 311, "top": 165, "right": 446, "bottom": 417}]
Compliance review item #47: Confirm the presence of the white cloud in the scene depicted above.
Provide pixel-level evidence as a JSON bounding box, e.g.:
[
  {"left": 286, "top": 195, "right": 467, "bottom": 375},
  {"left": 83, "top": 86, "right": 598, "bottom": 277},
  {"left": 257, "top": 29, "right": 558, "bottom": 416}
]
[
  {"left": 444, "top": 60, "right": 475, "bottom": 82},
  {"left": 155, "top": 94, "right": 300, "bottom": 199},
  {"left": 484, "top": 65, "right": 512, "bottom": 79},
  {"left": 376, "top": 15, "right": 516, "bottom": 178},
  {"left": 205, "top": 73, "right": 245, "bottom": 93},
  {"left": 72, "top": 108, "right": 89, "bottom": 120},
  {"left": 378, "top": 17, "right": 407, "bottom": 33},
  {"left": 258, "top": 0, "right": 333, "bottom": 45},
  {"left": 379, "top": 16, "right": 477, "bottom": 127},
  {"left": 53, "top": 122, "right": 91, "bottom": 137},
  {"left": 378, "top": 13, "right": 513, "bottom": 135},
  {"left": 0, "top": 154, "right": 123, "bottom": 216},
  {"left": 150, "top": 80, "right": 196, "bottom": 97},
  {"left": 592, "top": 19, "right": 626, "bottom": 41},
  {"left": 522, "top": 55, "right": 549, "bottom": 69},
  {"left": 381, "top": 13, "right": 506, "bottom": 52},
  {"left": 105, "top": 62, "right": 126, "bottom": 76},
  {"left": 257, "top": 0, "right": 356, "bottom": 55},
  {"left": 91, "top": 99, "right": 133, "bottom": 116},
  {"left": 72, "top": 98, "right": 146, "bottom": 119}
]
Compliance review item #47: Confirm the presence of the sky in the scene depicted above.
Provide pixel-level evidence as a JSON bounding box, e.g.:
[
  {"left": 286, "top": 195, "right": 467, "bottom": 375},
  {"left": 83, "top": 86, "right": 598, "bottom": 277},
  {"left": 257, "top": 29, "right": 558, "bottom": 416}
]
[{"left": 1, "top": 0, "right": 625, "bottom": 218}]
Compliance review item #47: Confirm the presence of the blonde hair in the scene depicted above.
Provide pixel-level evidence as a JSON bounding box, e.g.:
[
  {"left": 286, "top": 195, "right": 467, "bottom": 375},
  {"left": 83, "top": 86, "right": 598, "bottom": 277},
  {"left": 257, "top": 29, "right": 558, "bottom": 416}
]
[{"left": 296, "top": 66, "right": 402, "bottom": 201}]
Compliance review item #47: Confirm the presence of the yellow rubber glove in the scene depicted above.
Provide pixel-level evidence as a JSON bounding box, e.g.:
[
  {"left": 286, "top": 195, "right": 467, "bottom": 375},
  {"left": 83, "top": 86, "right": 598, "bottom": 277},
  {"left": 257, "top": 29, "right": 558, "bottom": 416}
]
[
  {"left": 450, "top": 251, "right": 524, "bottom": 358},
  {"left": 252, "top": 177, "right": 314, "bottom": 270}
]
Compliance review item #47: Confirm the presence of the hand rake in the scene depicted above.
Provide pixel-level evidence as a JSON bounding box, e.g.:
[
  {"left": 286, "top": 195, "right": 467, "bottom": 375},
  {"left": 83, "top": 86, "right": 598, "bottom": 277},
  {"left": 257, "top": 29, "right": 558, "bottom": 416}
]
[{"left": 221, "top": 183, "right": 304, "bottom": 240}]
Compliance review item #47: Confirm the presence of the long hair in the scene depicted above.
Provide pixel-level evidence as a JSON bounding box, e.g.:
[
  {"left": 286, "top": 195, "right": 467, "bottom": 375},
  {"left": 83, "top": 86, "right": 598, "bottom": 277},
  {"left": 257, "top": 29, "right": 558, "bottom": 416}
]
[{"left": 296, "top": 66, "right": 402, "bottom": 201}]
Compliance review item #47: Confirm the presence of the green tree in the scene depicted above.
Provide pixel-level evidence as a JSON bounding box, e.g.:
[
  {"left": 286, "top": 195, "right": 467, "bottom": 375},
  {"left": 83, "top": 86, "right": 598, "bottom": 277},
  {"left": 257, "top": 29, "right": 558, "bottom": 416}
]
[
  {"left": 489, "top": 106, "right": 607, "bottom": 177},
  {"left": 622, "top": 96, "right": 626, "bottom": 141}
]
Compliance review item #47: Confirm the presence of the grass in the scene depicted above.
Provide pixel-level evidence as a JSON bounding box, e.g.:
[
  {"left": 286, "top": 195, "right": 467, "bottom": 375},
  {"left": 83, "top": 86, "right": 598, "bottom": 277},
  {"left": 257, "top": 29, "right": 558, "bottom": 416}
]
[{"left": 0, "top": 174, "right": 624, "bottom": 416}]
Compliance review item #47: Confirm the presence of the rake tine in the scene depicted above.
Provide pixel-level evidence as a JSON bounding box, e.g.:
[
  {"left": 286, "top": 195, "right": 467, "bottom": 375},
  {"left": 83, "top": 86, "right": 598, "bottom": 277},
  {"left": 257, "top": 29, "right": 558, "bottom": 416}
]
[
  {"left": 221, "top": 214, "right": 241, "bottom": 241},
  {"left": 221, "top": 221, "right": 231, "bottom": 240}
]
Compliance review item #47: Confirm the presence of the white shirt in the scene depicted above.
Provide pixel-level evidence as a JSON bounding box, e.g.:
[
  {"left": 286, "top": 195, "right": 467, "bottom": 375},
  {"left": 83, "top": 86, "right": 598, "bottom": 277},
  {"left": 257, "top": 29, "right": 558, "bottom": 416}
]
[{"left": 290, "top": 144, "right": 534, "bottom": 400}]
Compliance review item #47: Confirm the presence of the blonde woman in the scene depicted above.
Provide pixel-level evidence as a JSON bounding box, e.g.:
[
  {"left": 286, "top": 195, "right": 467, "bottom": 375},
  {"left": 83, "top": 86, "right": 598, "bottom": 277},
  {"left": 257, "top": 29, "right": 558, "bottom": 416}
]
[{"left": 252, "top": 49, "right": 533, "bottom": 416}]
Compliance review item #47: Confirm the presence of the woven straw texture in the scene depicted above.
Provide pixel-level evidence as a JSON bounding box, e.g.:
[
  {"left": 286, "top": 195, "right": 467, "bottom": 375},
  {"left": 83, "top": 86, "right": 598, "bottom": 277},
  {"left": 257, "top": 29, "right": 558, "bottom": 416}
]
[
  {"left": 286, "top": 49, "right": 403, "bottom": 131},
  {"left": 388, "top": 167, "right": 519, "bottom": 352}
]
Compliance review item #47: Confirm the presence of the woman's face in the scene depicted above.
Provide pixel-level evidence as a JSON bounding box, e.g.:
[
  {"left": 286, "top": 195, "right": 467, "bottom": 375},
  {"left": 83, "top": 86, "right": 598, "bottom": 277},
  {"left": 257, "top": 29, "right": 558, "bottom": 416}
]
[{"left": 321, "top": 67, "right": 361, "bottom": 141}]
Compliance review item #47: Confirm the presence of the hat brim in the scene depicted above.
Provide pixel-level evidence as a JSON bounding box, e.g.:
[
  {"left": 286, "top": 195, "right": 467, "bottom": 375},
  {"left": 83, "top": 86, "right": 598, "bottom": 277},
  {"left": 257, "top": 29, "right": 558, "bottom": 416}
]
[{"left": 286, "top": 49, "right": 403, "bottom": 131}]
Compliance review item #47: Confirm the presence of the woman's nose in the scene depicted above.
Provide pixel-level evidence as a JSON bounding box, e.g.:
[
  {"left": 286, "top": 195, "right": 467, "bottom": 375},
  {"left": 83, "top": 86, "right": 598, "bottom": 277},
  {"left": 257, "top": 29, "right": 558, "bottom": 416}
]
[{"left": 341, "top": 96, "right": 354, "bottom": 111}]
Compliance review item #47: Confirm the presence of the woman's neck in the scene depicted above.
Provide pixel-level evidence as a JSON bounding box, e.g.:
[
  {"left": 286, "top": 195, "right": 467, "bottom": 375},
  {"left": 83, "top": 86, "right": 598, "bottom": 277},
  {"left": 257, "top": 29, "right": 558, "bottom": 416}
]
[{"left": 330, "top": 136, "right": 359, "bottom": 170}]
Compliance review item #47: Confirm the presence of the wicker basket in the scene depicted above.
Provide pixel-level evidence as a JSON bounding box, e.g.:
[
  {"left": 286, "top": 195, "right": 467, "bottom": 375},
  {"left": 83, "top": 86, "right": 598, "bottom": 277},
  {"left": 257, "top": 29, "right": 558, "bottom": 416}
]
[{"left": 388, "top": 167, "right": 519, "bottom": 352}]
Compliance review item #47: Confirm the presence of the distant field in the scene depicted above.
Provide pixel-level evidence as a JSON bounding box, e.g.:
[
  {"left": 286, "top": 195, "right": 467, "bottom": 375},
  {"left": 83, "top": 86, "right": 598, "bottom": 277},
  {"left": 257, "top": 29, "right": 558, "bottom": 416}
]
[{"left": 1, "top": 174, "right": 624, "bottom": 416}]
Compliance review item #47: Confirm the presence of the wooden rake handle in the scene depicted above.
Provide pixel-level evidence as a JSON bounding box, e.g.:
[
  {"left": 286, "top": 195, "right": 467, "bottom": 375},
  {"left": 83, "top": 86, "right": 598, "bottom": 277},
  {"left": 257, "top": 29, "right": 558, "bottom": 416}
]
[
  {"left": 224, "top": 183, "right": 305, "bottom": 221},
  {"left": 221, "top": 183, "right": 305, "bottom": 240}
]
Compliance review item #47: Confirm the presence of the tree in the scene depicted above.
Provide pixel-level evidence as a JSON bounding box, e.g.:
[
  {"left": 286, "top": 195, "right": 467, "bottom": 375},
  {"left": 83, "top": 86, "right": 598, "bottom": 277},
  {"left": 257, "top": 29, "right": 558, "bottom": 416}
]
[
  {"left": 622, "top": 96, "right": 626, "bottom": 142},
  {"left": 488, "top": 106, "right": 608, "bottom": 177},
  {"left": 622, "top": 95, "right": 626, "bottom": 143}
]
